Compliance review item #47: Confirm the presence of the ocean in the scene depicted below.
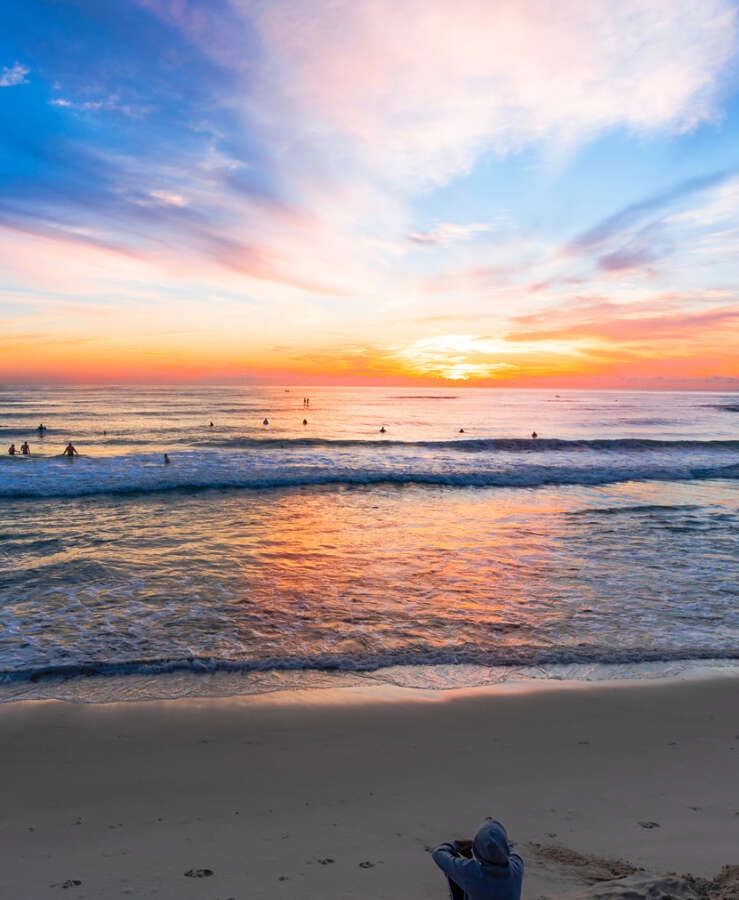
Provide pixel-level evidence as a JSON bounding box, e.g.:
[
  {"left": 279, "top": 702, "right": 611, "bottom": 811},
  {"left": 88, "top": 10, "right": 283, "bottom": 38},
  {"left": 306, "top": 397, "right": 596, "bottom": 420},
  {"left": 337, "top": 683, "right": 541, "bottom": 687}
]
[{"left": 1, "top": 385, "right": 737, "bottom": 702}]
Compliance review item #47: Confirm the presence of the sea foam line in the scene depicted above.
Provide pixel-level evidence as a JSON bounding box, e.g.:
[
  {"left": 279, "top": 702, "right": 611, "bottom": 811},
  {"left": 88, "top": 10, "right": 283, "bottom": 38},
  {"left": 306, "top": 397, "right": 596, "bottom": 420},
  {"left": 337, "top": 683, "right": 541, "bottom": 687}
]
[
  {"left": 2, "top": 645, "right": 738, "bottom": 694},
  {"left": 0, "top": 459, "right": 737, "bottom": 498}
]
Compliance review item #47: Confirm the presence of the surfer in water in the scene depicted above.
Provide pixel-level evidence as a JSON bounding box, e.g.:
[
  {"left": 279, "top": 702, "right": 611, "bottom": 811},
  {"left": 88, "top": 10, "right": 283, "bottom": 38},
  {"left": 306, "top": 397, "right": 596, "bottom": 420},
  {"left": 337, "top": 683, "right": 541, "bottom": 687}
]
[{"left": 63, "top": 442, "right": 79, "bottom": 457}]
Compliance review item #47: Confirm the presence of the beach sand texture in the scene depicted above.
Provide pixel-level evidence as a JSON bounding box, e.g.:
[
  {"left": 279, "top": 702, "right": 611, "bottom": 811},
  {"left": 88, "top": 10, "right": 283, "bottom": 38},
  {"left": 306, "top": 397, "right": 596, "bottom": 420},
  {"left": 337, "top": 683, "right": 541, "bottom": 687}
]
[{"left": 1, "top": 675, "right": 737, "bottom": 899}]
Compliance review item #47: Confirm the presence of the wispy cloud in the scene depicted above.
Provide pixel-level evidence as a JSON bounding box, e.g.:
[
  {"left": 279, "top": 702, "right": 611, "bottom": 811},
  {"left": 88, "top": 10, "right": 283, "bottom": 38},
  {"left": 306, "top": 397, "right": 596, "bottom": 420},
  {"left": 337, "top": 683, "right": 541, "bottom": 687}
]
[
  {"left": 571, "top": 170, "right": 734, "bottom": 252},
  {"left": 505, "top": 295, "right": 739, "bottom": 346},
  {"left": 240, "top": 0, "right": 738, "bottom": 185},
  {"left": 146, "top": 190, "right": 188, "bottom": 208},
  {"left": 597, "top": 225, "right": 673, "bottom": 273},
  {"left": 408, "top": 221, "right": 496, "bottom": 246},
  {"left": 0, "top": 62, "right": 29, "bottom": 87}
]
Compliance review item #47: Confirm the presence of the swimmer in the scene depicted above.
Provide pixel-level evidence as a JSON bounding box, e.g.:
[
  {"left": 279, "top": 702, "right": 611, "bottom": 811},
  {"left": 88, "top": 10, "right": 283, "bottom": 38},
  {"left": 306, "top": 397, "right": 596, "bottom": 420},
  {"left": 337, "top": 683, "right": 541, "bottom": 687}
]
[
  {"left": 459, "top": 428, "right": 465, "bottom": 433},
  {"left": 20, "top": 441, "right": 30, "bottom": 455},
  {"left": 8, "top": 443, "right": 16, "bottom": 455},
  {"left": 37, "top": 423, "right": 46, "bottom": 434},
  {"left": 263, "top": 418, "right": 269, "bottom": 425},
  {"left": 302, "top": 418, "right": 308, "bottom": 425},
  {"left": 209, "top": 421, "right": 214, "bottom": 427},
  {"left": 63, "top": 442, "right": 79, "bottom": 457},
  {"left": 163, "top": 453, "right": 170, "bottom": 465},
  {"left": 531, "top": 431, "right": 538, "bottom": 439},
  {"left": 379, "top": 425, "right": 386, "bottom": 434}
]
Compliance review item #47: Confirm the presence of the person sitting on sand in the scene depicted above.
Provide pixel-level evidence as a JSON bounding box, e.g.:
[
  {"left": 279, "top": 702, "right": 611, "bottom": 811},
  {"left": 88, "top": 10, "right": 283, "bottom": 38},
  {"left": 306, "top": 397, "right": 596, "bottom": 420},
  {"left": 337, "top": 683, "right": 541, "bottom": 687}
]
[
  {"left": 8, "top": 443, "right": 16, "bottom": 455},
  {"left": 432, "top": 819, "right": 523, "bottom": 900},
  {"left": 63, "top": 442, "right": 79, "bottom": 457},
  {"left": 20, "top": 441, "right": 30, "bottom": 455}
]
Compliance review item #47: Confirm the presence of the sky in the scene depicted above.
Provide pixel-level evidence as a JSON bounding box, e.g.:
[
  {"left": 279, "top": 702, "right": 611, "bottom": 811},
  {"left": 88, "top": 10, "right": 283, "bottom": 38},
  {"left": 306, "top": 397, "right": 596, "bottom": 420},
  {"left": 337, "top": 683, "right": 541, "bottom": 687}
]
[{"left": 1, "top": 0, "right": 739, "bottom": 388}]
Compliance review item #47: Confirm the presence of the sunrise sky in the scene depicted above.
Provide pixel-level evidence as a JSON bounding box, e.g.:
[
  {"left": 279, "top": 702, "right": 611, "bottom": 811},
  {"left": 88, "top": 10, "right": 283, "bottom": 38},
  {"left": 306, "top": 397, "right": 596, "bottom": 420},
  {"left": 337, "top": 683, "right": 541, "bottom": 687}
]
[{"left": 1, "top": 0, "right": 738, "bottom": 387}]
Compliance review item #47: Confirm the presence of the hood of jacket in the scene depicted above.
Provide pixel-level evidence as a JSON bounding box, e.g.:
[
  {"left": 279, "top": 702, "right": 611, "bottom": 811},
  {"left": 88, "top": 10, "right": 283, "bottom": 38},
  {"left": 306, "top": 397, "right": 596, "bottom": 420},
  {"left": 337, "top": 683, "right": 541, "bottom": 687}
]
[{"left": 472, "top": 820, "right": 511, "bottom": 867}]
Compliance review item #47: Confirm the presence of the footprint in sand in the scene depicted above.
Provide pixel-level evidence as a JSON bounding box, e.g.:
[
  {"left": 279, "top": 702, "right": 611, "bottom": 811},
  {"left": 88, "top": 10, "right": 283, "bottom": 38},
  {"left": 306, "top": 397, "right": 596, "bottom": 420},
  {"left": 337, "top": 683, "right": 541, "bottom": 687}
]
[
  {"left": 359, "top": 861, "right": 375, "bottom": 868},
  {"left": 184, "top": 868, "right": 213, "bottom": 878},
  {"left": 317, "top": 858, "right": 334, "bottom": 865},
  {"left": 61, "top": 880, "right": 82, "bottom": 889},
  {"left": 638, "top": 821, "right": 660, "bottom": 829}
]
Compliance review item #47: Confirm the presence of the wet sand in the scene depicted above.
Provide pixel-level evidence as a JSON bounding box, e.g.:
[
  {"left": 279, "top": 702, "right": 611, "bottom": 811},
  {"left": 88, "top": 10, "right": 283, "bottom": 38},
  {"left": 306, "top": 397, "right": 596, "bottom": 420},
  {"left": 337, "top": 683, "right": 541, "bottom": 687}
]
[{"left": 1, "top": 675, "right": 737, "bottom": 899}]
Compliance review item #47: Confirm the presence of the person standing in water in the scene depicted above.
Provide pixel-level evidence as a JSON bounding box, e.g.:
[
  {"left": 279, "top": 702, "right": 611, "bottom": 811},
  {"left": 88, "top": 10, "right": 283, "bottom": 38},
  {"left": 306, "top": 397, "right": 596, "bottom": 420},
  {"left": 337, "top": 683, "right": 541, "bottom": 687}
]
[
  {"left": 63, "top": 442, "right": 79, "bottom": 457},
  {"left": 7, "top": 443, "right": 16, "bottom": 455},
  {"left": 20, "top": 441, "right": 30, "bottom": 455}
]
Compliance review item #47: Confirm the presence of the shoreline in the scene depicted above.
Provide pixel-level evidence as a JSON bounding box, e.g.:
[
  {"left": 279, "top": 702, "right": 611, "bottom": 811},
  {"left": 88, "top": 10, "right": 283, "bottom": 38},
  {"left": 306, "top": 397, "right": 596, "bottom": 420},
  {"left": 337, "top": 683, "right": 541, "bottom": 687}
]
[
  {"left": 2, "top": 674, "right": 737, "bottom": 899},
  {"left": 2, "top": 656, "right": 738, "bottom": 705}
]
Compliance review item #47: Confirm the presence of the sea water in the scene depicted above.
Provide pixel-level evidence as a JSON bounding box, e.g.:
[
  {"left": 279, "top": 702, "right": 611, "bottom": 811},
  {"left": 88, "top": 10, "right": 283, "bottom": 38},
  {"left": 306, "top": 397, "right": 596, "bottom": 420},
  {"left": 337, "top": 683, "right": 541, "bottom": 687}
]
[{"left": 1, "top": 385, "right": 737, "bottom": 702}]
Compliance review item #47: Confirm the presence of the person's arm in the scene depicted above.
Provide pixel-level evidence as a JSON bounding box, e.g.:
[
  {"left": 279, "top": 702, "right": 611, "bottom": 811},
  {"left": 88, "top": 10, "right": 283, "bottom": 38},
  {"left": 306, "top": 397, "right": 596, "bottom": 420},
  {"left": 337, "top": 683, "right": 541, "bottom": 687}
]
[{"left": 432, "top": 842, "right": 475, "bottom": 889}]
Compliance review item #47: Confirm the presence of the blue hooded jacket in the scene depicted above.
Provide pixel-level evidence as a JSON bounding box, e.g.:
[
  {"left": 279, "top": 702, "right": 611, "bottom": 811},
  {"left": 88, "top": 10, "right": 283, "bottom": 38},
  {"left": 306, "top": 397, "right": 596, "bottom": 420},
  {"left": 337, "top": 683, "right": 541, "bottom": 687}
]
[{"left": 432, "top": 820, "right": 523, "bottom": 900}]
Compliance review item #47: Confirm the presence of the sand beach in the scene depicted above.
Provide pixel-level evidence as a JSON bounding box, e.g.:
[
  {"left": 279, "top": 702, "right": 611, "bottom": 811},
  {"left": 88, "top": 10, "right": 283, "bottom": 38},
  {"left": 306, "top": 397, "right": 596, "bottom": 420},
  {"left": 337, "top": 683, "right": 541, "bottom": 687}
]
[{"left": 1, "top": 672, "right": 737, "bottom": 899}]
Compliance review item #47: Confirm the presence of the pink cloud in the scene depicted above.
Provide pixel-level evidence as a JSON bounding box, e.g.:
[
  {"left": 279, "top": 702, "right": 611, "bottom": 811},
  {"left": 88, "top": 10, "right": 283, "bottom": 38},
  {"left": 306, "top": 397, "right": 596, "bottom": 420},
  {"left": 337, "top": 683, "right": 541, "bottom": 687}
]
[
  {"left": 239, "top": 0, "right": 737, "bottom": 184},
  {"left": 505, "top": 295, "right": 739, "bottom": 347}
]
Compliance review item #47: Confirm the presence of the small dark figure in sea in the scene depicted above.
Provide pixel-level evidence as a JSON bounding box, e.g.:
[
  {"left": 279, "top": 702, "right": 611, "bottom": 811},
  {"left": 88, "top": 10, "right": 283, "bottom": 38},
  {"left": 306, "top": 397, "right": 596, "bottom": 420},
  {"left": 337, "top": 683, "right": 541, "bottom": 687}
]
[
  {"left": 209, "top": 420, "right": 214, "bottom": 427},
  {"left": 379, "top": 425, "right": 386, "bottom": 433},
  {"left": 20, "top": 441, "right": 30, "bottom": 455},
  {"left": 432, "top": 819, "right": 523, "bottom": 900},
  {"left": 63, "top": 442, "right": 78, "bottom": 457},
  {"left": 459, "top": 428, "right": 465, "bottom": 433},
  {"left": 302, "top": 418, "right": 308, "bottom": 425},
  {"left": 531, "top": 431, "right": 538, "bottom": 439},
  {"left": 37, "top": 423, "right": 46, "bottom": 434},
  {"left": 8, "top": 443, "right": 16, "bottom": 455},
  {"left": 263, "top": 418, "right": 269, "bottom": 425},
  {"left": 163, "top": 453, "right": 170, "bottom": 465}
]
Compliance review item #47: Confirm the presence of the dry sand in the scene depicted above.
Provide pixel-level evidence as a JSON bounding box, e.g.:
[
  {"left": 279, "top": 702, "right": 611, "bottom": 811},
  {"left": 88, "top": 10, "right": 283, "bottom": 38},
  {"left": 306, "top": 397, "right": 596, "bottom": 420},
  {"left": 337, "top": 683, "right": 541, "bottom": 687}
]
[{"left": 0, "top": 674, "right": 737, "bottom": 899}]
